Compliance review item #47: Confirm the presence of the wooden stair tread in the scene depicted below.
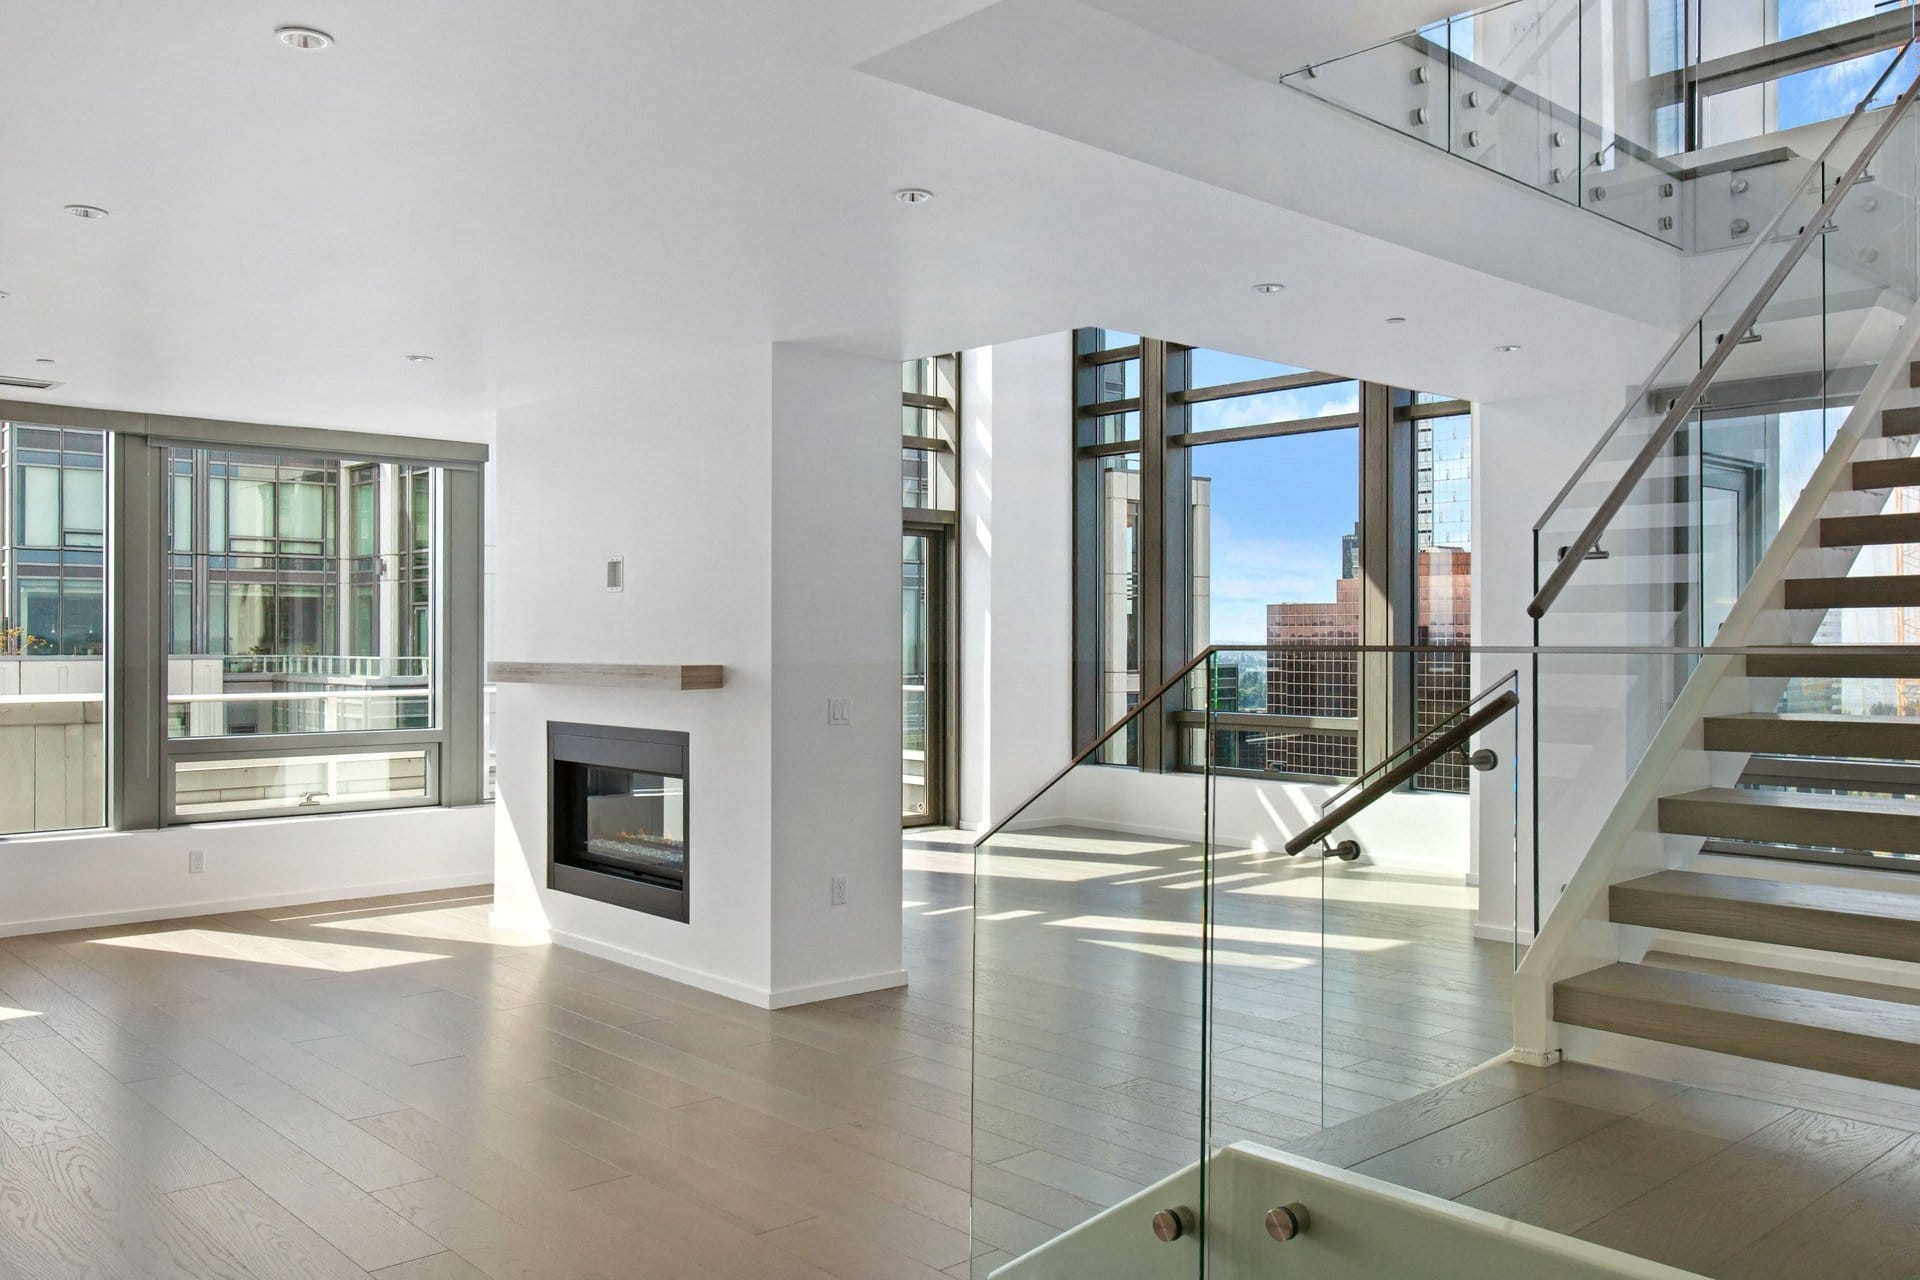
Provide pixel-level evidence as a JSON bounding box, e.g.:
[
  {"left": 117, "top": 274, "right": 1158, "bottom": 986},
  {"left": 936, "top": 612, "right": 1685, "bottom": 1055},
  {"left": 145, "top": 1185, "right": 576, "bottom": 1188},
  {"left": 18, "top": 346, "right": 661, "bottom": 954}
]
[
  {"left": 1746, "top": 649, "right": 1920, "bottom": 678},
  {"left": 1883, "top": 405, "right": 1920, "bottom": 437},
  {"left": 1659, "top": 786, "right": 1920, "bottom": 854},
  {"left": 1554, "top": 961, "right": 1920, "bottom": 1088},
  {"left": 1852, "top": 454, "right": 1920, "bottom": 490},
  {"left": 1821, "top": 511, "right": 1920, "bottom": 546},
  {"left": 1703, "top": 711, "right": 1920, "bottom": 759},
  {"left": 1612, "top": 870, "right": 1920, "bottom": 964},
  {"left": 1784, "top": 574, "right": 1920, "bottom": 610}
]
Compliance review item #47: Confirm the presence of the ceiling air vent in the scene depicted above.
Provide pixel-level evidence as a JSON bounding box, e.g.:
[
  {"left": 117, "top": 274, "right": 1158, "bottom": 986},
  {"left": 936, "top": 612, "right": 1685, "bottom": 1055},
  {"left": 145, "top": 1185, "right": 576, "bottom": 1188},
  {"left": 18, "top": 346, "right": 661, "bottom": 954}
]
[{"left": 0, "top": 374, "right": 63, "bottom": 390}]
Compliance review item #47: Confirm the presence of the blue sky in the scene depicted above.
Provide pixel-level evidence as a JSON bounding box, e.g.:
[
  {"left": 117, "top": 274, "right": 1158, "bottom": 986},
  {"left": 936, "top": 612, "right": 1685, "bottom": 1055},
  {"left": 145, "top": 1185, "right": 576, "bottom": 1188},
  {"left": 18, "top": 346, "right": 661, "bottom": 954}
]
[
  {"left": 1775, "top": 0, "right": 1900, "bottom": 127},
  {"left": 1187, "top": 349, "right": 1360, "bottom": 645}
]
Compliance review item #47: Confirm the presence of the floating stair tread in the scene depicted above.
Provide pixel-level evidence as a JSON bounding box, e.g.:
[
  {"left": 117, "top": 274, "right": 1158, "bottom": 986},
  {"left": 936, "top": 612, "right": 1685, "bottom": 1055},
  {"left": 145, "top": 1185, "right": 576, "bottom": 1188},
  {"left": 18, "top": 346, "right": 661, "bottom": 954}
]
[
  {"left": 1554, "top": 961, "right": 1920, "bottom": 1089},
  {"left": 1784, "top": 574, "right": 1920, "bottom": 610},
  {"left": 1821, "top": 511, "right": 1920, "bottom": 546},
  {"left": 1703, "top": 711, "right": 1920, "bottom": 759},
  {"left": 1746, "top": 649, "right": 1920, "bottom": 678},
  {"left": 1852, "top": 454, "right": 1920, "bottom": 490},
  {"left": 1659, "top": 787, "right": 1920, "bottom": 854},
  {"left": 1883, "top": 405, "right": 1920, "bottom": 437},
  {"left": 1612, "top": 870, "right": 1920, "bottom": 964}
]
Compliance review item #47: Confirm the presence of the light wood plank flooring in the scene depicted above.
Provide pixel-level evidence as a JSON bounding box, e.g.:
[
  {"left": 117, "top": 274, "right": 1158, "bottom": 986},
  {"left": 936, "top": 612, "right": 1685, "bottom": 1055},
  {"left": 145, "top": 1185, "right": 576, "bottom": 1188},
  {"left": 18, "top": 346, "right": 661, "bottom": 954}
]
[{"left": 0, "top": 828, "right": 1911, "bottom": 1278}]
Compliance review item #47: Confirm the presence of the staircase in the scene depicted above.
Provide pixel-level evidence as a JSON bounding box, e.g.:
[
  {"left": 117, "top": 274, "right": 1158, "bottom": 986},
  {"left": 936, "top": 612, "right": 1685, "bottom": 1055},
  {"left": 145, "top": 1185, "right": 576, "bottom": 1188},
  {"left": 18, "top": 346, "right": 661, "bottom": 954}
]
[{"left": 1546, "top": 372, "right": 1920, "bottom": 1091}]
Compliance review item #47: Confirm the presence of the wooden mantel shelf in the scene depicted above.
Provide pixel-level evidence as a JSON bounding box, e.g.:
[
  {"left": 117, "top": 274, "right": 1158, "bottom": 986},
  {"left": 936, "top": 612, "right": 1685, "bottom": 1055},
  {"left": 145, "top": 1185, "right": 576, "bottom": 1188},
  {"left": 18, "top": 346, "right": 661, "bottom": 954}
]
[{"left": 486, "top": 662, "right": 724, "bottom": 690}]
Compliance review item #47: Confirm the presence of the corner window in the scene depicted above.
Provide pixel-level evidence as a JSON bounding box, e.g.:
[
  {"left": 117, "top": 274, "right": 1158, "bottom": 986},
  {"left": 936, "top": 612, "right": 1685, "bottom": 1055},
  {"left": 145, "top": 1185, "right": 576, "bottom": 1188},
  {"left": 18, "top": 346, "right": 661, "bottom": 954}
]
[{"left": 1072, "top": 330, "right": 1472, "bottom": 787}]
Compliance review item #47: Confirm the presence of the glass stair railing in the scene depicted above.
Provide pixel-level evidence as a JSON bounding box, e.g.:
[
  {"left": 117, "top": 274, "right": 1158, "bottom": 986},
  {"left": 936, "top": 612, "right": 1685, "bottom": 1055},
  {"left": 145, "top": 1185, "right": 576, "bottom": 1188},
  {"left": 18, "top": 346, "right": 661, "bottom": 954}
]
[
  {"left": 965, "top": 640, "right": 1920, "bottom": 1276},
  {"left": 968, "top": 643, "right": 1529, "bottom": 1278},
  {"left": 1282, "top": 0, "right": 1917, "bottom": 253},
  {"left": 1530, "top": 40, "right": 1920, "bottom": 652}
]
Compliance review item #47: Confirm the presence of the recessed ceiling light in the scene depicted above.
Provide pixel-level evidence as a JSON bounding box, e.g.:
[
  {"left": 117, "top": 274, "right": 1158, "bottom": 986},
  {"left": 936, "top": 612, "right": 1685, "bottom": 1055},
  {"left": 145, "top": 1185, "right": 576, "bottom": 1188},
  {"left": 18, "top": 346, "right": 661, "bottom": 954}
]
[
  {"left": 405, "top": 354, "right": 434, "bottom": 363},
  {"left": 894, "top": 188, "right": 935, "bottom": 204},
  {"left": 63, "top": 204, "right": 109, "bottom": 219},
  {"left": 1385, "top": 316, "right": 1407, "bottom": 324},
  {"left": 1250, "top": 282, "right": 1286, "bottom": 294},
  {"left": 276, "top": 26, "right": 333, "bottom": 50},
  {"left": 1495, "top": 344, "right": 1523, "bottom": 352}
]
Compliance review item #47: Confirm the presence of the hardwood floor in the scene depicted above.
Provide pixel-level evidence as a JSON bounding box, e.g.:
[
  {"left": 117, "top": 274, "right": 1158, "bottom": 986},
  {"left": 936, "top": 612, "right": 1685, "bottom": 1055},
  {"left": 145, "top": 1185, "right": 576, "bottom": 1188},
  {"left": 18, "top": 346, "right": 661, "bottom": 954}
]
[{"left": 0, "top": 828, "right": 1911, "bottom": 1277}]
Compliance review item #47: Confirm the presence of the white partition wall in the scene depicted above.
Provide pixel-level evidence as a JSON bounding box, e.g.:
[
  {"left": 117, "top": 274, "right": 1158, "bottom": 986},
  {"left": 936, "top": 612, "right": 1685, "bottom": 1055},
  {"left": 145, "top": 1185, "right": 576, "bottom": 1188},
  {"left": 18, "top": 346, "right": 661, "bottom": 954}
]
[{"left": 492, "top": 340, "right": 905, "bottom": 1008}]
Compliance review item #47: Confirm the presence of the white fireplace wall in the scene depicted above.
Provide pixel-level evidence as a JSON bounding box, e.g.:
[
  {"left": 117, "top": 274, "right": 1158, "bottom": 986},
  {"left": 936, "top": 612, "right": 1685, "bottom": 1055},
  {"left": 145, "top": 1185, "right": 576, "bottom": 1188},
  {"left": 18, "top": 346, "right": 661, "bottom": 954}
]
[
  {"left": 492, "top": 342, "right": 777, "bottom": 1001},
  {"left": 492, "top": 339, "right": 903, "bottom": 1008}
]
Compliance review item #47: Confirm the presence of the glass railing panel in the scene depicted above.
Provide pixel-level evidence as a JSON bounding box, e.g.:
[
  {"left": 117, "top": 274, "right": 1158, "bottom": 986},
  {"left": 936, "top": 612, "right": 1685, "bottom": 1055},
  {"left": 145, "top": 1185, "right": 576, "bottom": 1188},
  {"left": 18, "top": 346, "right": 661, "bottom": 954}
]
[
  {"left": 1197, "top": 648, "right": 1521, "bottom": 1276},
  {"left": 1450, "top": 0, "right": 1583, "bottom": 206},
  {"left": 969, "top": 672, "right": 1211, "bottom": 1278},
  {"left": 1280, "top": 29, "right": 1453, "bottom": 155},
  {"left": 1198, "top": 647, "right": 1328, "bottom": 1158}
]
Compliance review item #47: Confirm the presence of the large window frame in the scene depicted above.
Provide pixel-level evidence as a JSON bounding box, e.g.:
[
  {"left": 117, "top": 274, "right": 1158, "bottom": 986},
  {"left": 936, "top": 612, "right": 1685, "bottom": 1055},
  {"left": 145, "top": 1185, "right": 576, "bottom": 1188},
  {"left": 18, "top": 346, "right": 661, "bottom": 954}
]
[
  {"left": 1070, "top": 331, "right": 1470, "bottom": 786},
  {"left": 0, "top": 397, "right": 487, "bottom": 839}
]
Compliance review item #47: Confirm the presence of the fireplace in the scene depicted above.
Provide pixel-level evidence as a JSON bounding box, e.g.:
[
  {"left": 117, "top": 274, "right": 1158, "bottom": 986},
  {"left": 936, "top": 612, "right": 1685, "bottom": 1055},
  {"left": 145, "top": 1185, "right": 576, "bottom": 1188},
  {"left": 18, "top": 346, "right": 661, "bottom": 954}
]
[{"left": 548, "top": 722, "right": 689, "bottom": 922}]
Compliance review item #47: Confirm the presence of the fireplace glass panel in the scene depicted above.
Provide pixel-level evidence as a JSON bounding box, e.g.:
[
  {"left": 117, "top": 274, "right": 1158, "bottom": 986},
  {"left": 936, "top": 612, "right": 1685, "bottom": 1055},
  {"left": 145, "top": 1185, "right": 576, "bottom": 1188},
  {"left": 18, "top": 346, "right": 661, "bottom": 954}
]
[{"left": 581, "top": 765, "right": 686, "bottom": 882}]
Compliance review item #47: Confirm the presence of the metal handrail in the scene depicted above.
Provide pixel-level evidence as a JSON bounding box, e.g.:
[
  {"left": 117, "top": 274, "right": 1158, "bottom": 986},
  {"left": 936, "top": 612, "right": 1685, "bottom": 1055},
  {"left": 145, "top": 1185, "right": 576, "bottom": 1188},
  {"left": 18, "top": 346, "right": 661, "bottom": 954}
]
[
  {"left": 1283, "top": 689, "right": 1520, "bottom": 856},
  {"left": 1314, "top": 670, "right": 1519, "bottom": 815},
  {"left": 1528, "top": 40, "right": 1920, "bottom": 620}
]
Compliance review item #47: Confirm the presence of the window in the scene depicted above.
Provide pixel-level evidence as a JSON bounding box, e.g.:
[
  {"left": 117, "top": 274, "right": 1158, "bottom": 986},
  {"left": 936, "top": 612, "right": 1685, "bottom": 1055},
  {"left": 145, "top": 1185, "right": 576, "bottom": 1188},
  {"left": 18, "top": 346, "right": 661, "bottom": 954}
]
[
  {"left": 0, "top": 423, "right": 109, "bottom": 836},
  {"left": 903, "top": 354, "right": 959, "bottom": 825},
  {"left": 1414, "top": 410, "right": 1473, "bottom": 792},
  {"left": 162, "top": 447, "right": 444, "bottom": 819},
  {"left": 1693, "top": 0, "right": 1908, "bottom": 147},
  {"left": 1073, "top": 330, "right": 1472, "bottom": 787},
  {"left": 1074, "top": 331, "right": 1145, "bottom": 765},
  {"left": 1, "top": 410, "right": 486, "bottom": 840},
  {"left": 1190, "top": 426, "right": 1361, "bottom": 779}
]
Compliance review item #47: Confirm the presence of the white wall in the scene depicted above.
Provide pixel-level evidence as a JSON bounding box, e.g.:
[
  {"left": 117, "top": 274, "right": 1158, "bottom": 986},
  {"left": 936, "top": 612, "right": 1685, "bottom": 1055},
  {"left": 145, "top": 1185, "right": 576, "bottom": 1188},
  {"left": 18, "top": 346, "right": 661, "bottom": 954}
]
[
  {"left": 959, "top": 336, "right": 1075, "bottom": 830},
  {"left": 768, "top": 343, "right": 904, "bottom": 1000},
  {"left": 0, "top": 805, "right": 493, "bottom": 937},
  {"left": 491, "top": 343, "right": 776, "bottom": 1003},
  {"left": 491, "top": 340, "right": 904, "bottom": 1009}
]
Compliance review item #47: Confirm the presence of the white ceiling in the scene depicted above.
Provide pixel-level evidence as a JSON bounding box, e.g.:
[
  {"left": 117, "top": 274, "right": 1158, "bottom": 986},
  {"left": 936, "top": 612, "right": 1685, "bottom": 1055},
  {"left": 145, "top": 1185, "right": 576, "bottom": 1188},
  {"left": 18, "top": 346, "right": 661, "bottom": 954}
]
[
  {"left": 1075, "top": 0, "right": 1463, "bottom": 79},
  {"left": 0, "top": 0, "right": 1683, "bottom": 441}
]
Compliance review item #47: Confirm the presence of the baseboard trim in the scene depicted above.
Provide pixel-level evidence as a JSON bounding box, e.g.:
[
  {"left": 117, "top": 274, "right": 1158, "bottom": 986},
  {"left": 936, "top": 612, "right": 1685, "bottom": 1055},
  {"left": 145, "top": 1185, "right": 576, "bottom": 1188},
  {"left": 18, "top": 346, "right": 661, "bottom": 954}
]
[
  {"left": 1473, "top": 922, "right": 1537, "bottom": 945},
  {"left": 528, "top": 923, "right": 906, "bottom": 1010},
  {"left": 767, "top": 968, "right": 909, "bottom": 1009},
  {"left": 0, "top": 873, "right": 494, "bottom": 939},
  {"left": 538, "top": 924, "right": 775, "bottom": 1006}
]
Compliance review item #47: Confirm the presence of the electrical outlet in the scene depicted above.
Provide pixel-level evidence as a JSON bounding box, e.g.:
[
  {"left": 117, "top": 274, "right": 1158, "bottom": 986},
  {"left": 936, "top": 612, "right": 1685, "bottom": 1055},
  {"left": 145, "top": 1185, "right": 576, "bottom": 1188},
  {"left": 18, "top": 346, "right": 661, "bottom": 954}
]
[
  {"left": 830, "top": 875, "right": 848, "bottom": 907},
  {"left": 187, "top": 849, "right": 205, "bottom": 875},
  {"left": 827, "top": 698, "right": 851, "bottom": 726}
]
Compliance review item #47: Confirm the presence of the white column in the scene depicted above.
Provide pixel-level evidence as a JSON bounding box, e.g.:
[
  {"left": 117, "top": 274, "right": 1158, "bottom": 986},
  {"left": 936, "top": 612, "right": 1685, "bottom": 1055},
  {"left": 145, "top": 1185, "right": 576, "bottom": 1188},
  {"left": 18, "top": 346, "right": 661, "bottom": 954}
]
[
  {"left": 958, "top": 334, "right": 1074, "bottom": 832},
  {"left": 766, "top": 341, "right": 905, "bottom": 1004}
]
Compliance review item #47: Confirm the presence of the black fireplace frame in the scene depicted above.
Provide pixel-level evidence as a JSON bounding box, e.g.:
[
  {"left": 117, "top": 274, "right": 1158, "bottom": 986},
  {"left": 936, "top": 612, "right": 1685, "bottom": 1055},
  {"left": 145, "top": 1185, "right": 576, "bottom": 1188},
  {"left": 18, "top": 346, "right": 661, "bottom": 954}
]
[{"left": 547, "top": 721, "right": 690, "bottom": 923}]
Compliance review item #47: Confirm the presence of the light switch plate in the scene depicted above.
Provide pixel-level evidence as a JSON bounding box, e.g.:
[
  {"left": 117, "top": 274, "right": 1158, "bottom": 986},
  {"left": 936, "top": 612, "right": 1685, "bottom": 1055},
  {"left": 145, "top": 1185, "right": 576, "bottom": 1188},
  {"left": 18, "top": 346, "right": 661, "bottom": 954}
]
[{"left": 828, "top": 698, "right": 851, "bottom": 726}]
